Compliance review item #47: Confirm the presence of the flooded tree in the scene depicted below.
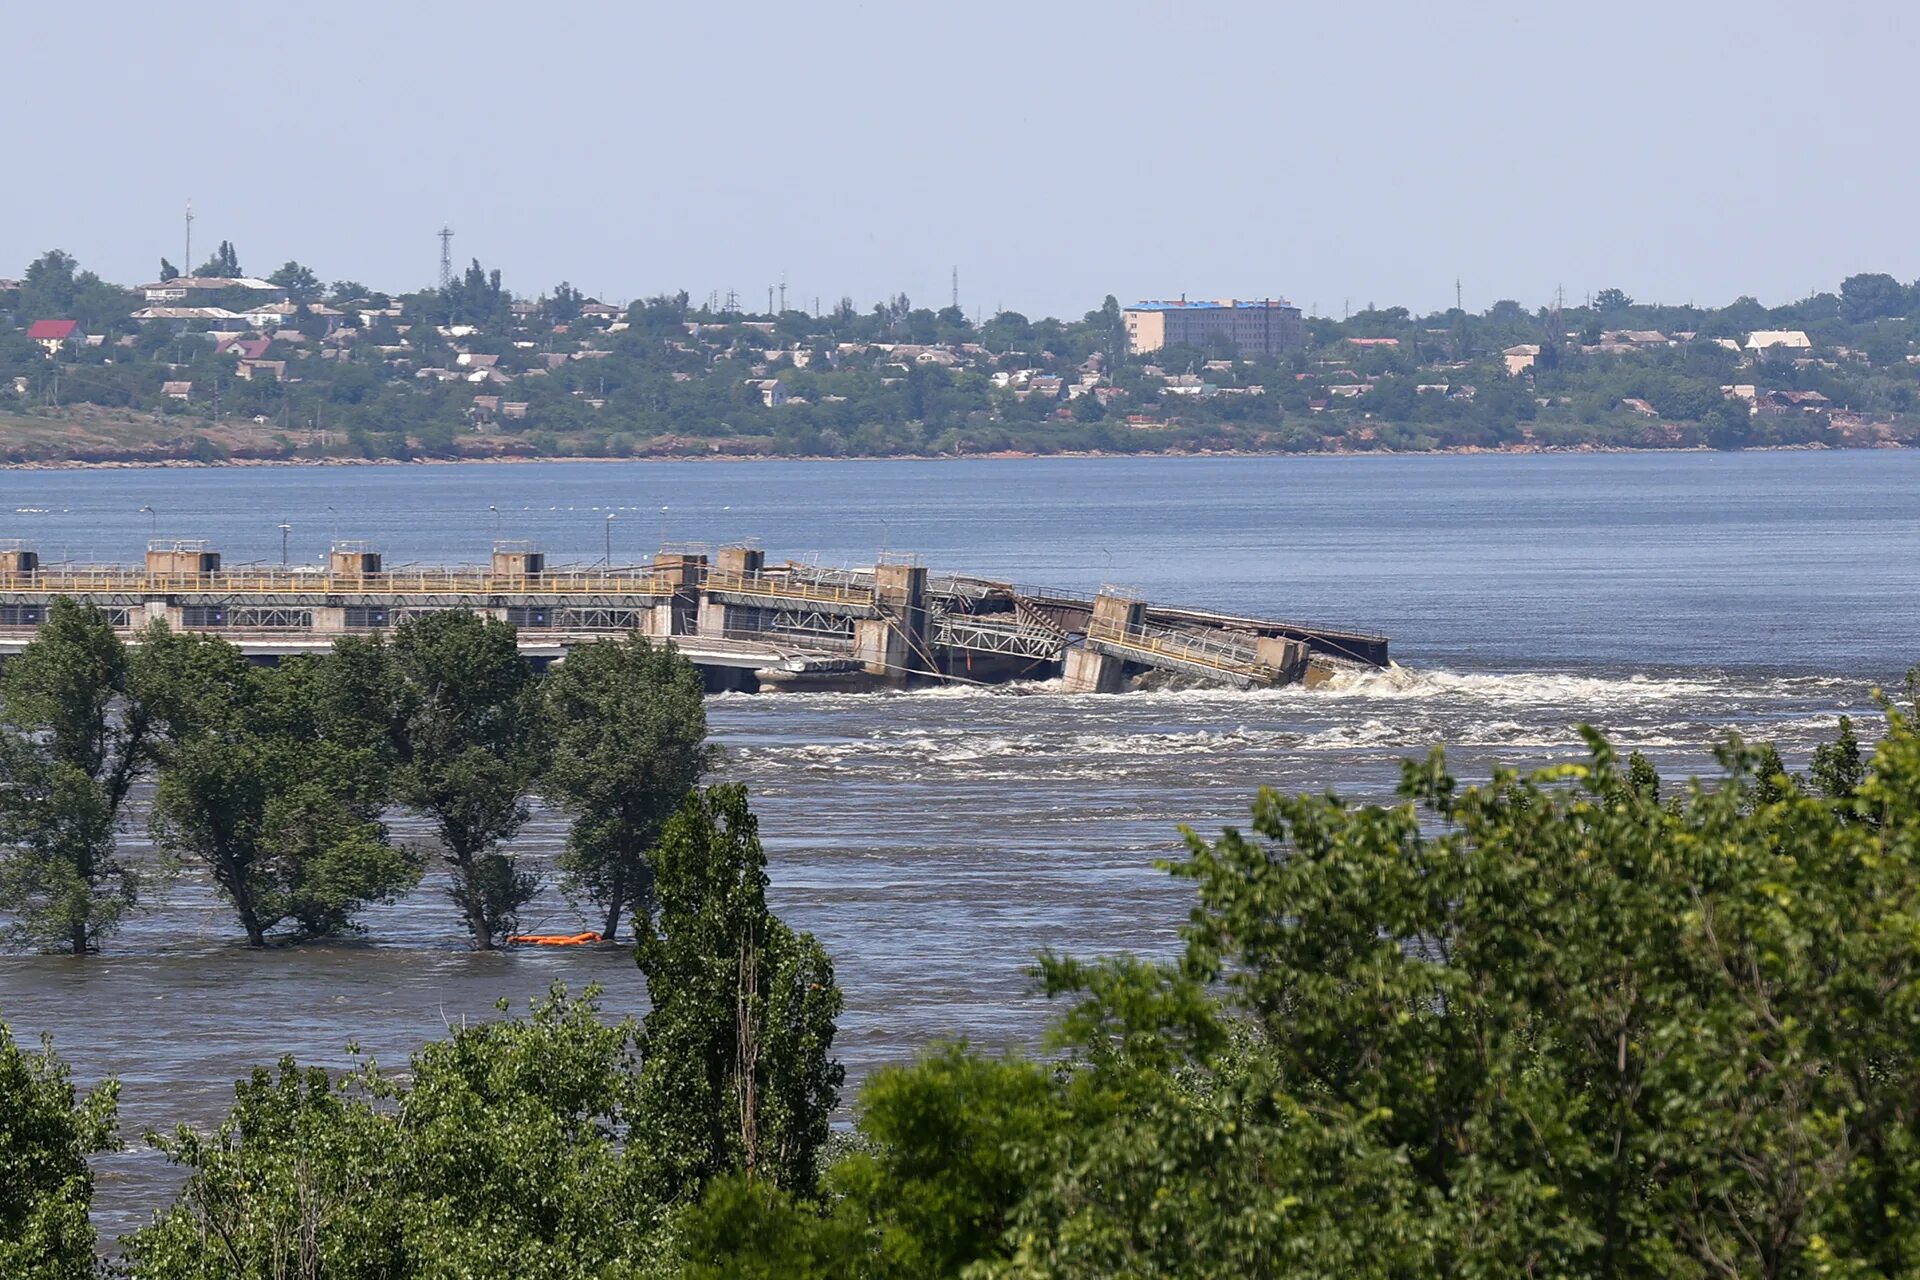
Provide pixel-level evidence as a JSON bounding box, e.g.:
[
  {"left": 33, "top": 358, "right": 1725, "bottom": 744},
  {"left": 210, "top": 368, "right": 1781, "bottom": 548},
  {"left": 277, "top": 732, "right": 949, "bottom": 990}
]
[
  {"left": 380, "top": 611, "right": 542, "bottom": 949},
  {"left": 543, "top": 634, "right": 715, "bottom": 941},
  {"left": 0, "top": 599, "right": 160, "bottom": 954},
  {"left": 145, "top": 639, "right": 421, "bottom": 947}
]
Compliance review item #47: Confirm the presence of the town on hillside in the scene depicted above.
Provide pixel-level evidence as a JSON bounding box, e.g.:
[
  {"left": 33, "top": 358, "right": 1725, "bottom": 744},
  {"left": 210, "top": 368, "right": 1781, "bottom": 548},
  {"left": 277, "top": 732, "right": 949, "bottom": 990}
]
[{"left": 1, "top": 246, "right": 1917, "bottom": 463}]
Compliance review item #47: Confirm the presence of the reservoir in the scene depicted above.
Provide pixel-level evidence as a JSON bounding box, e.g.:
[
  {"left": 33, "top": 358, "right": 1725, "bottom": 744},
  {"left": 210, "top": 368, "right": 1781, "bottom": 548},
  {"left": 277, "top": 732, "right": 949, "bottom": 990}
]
[{"left": 1, "top": 449, "right": 1915, "bottom": 1236}]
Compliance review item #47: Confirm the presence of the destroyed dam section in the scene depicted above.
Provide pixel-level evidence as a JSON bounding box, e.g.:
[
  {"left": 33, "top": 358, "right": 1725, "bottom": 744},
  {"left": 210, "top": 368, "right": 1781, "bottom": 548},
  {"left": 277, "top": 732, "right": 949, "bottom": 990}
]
[{"left": 0, "top": 539, "right": 1389, "bottom": 693}]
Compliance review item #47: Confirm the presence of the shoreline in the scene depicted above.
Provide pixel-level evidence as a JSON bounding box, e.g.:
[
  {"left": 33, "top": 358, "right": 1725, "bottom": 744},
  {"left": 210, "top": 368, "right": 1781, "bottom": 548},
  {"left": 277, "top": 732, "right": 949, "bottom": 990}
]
[{"left": 0, "top": 440, "right": 1889, "bottom": 472}]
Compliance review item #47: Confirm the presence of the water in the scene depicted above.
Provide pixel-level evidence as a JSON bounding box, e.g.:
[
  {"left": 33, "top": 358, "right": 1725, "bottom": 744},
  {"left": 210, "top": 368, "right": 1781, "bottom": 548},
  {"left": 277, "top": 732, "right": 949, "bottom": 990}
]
[{"left": 1, "top": 451, "right": 1915, "bottom": 1238}]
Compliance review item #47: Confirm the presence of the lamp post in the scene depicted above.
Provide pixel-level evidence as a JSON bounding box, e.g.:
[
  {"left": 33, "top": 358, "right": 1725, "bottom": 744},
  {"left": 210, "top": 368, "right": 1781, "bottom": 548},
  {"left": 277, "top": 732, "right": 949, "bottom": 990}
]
[
  {"left": 278, "top": 522, "right": 291, "bottom": 566},
  {"left": 604, "top": 512, "right": 615, "bottom": 568},
  {"left": 139, "top": 504, "right": 156, "bottom": 538}
]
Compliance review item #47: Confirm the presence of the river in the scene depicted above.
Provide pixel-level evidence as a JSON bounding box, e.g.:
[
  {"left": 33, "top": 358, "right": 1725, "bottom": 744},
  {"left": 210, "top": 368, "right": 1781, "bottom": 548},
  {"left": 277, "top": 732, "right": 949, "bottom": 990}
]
[{"left": 1, "top": 450, "right": 1915, "bottom": 1238}]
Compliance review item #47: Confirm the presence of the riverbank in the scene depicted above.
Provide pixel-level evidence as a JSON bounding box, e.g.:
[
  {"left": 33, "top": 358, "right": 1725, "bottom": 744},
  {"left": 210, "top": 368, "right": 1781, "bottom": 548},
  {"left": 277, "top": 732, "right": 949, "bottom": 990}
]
[{"left": 0, "top": 438, "right": 1897, "bottom": 471}]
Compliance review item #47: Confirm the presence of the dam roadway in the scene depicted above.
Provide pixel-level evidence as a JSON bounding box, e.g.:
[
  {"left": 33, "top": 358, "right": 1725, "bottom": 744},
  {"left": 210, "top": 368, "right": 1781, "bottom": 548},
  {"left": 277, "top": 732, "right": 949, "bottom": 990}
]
[{"left": 0, "top": 538, "right": 1389, "bottom": 692}]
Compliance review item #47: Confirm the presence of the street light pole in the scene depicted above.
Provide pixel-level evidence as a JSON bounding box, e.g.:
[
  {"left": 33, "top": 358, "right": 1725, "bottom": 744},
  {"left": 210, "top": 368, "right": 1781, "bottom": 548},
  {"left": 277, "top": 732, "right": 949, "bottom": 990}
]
[
  {"left": 139, "top": 504, "right": 156, "bottom": 538},
  {"left": 278, "top": 522, "right": 291, "bottom": 566},
  {"left": 605, "top": 512, "right": 615, "bottom": 568}
]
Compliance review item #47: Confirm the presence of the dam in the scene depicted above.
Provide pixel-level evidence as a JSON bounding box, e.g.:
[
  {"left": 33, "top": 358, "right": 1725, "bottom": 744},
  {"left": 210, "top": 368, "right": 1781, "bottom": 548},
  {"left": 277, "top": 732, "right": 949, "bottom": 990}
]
[{"left": 0, "top": 538, "right": 1389, "bottom": 693}]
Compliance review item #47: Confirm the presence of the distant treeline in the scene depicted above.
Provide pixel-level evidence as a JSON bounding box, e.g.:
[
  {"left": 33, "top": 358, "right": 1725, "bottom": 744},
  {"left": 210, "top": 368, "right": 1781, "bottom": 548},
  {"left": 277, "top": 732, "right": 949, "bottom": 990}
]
[{"left": 3, "top": 249, "right": 1918, "bottom": 460}]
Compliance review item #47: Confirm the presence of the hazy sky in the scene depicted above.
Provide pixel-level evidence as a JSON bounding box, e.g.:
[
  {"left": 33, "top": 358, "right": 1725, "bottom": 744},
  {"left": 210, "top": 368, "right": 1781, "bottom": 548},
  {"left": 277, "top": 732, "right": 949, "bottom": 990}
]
[{"left": 8, "top": 2, "right": 1914, "bottom": 319}]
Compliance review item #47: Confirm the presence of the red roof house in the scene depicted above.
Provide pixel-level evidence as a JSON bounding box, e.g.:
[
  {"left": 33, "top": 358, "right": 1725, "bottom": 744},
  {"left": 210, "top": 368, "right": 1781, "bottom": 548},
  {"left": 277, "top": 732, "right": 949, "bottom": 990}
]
[{"left": 26, "top": 319, "right": 81, "bottom": 354}]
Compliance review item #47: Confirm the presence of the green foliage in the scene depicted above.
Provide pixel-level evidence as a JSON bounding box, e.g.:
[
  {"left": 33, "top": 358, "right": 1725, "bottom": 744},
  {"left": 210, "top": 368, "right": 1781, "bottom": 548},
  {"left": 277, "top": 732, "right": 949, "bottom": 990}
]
[
  {"left": 542, "top": 634, "right": 715, "bottom": 939},
  {"left": 265, "top": 261, "right": 322, "bottom": 305},
  {"left": 691, "top": 709, "right": 1920, "bottom": 1279},
  {"left": 125, "top": 986, "right": 659, "bottom": 1280},
  {"left": 635, "top": 785, "right": 844, "bottom": 1200},
  {"left": 380, "top": 612, "right": 542, "bottom": 948},
  {"left": 193, "top": 240, "right": 241, "bottom": 279},
  {"left": 0, "top": 599, "right": 160, "bottom": 953},
  {"left": 146, "top": 636, "right": 420, "bottom": 946},
  {"left": 0, "top": 1020, "right": 116, "bottom": 1279}
]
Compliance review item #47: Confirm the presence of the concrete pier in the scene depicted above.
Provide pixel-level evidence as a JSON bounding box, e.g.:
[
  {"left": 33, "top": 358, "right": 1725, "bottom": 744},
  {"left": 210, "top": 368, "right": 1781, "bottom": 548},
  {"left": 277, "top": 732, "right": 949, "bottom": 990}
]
[{"left": 0, "top": 538, "right": 1388, "bottom": 694}]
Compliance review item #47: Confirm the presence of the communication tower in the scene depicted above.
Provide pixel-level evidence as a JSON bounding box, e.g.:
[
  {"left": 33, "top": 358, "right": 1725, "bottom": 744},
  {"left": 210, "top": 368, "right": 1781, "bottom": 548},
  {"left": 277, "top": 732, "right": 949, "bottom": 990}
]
[{"left": 438, "top": 226, "right": 455, "bottom": 290}]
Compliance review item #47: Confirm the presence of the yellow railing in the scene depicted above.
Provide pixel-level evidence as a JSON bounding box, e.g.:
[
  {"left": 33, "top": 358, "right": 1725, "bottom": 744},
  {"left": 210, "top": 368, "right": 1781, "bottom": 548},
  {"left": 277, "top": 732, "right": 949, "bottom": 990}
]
[
  {"left": 1087, "top": 618, "right": 1276, "bottom": 678},
  {"left": 703, "top": 569, "right": 877, "bottom": 607},
  {"left": 0, "top": 569, "right": 681, "bottom": 596}
]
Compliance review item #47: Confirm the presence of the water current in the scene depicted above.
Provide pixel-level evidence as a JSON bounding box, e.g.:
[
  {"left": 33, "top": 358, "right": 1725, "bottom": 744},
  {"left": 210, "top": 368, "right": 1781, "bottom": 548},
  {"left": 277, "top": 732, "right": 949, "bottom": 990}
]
[{"left": 1, "top": 450, "right": 1915, "bottom": 1236}]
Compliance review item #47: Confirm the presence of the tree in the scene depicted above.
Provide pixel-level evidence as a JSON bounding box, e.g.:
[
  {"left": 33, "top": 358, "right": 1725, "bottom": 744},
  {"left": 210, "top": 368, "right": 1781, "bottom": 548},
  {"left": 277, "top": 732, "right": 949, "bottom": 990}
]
[
  {"left": 0, "top": 1023, "right": 117, "bottom": 1279},
  {"left": 1809, "top": 712, "right": 1865, "bottom": 802},
  {"left": 1706, "top": 396, "right": 1753, "bottom": 449},
  {"left": 0, "top": 600, "right": 162, "bottom": 953},
  {"left": 1594, "top": 286, "right": 1634, "bottom": 310},
  {"left": 542, "top": 635, "right": 715, "bottom": 940},
  {"left": 146, "top": 643, "right": 421, "bottom": 947},
  {"left": 194, "top": 239, "right": 241, "bottom": 278},
  {"left": 1840, "top": 272, "right": 1907, "bottom": 323},
  {"left": 547, "top": 281, "right": 584, "bottom": 325},
  {"left": 266, "top": 261, "right": 322, "bottom": 305},
  {"left": 158, "top": 258, "right": 180, "bottom": 282},
  {"left": 382, "top": 611, "right": 541, "bottom": 948},
  {"left": 685, "top": 709, "right": 1920, "bottom": 1278},
  {"left": 125, "top": 986, "right": 652, "bottom": 1279},
  {"left": 634, "top": 785, "right": 843, "bottom": 1199}
]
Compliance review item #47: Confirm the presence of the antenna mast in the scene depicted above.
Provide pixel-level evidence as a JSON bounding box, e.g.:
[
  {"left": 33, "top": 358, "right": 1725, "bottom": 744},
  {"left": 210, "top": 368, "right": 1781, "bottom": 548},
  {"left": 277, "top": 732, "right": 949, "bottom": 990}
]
[
  {"left": 184, "top": 200, "right": 194, "bottom": 275},
  {"left": 437, "top": 226, "right": 455, "bottom": 290},
  {"left": 951, "top": 265, "right": 958, "bottom": 310}
]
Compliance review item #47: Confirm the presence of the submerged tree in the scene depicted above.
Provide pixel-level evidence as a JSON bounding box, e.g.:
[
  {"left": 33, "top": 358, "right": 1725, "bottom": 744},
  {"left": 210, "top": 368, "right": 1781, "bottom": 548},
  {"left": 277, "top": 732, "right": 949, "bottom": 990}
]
[
  {"left": 0, "top": 599, "right": 162, "bottom": 954},
  {"left": 635, "top": 785, "right": 843, "bottom": 1199},
  {"left": 543, "top": 635, "right": 715, "bottom": 940},
  {"left": 0, "top": 1021, "right": 117, "bottom": 1278},
  {"left": 381, "top": 611, "right": 541, "bottom": 948},
  {"left": 146, "top": 635, "right": 420, "bottom": 947}
]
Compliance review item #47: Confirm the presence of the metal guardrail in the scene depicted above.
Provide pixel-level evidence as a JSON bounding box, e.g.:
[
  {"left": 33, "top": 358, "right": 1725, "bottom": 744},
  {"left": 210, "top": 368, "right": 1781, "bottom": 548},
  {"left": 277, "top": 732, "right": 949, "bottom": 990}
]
[
  {"left": 704, "top": 569, "right": 878, "bottom": 607},
  {"left": 0, "top": 569, "right": 682, "bottom": 596},
  {"left": 1087, "top": 617, "right": 1279, "bottom": 680}
]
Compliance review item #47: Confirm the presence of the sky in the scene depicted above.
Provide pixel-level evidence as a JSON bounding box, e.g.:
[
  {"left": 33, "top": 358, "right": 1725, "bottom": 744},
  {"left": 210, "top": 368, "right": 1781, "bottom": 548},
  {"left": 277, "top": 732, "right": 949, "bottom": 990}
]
[{"left": 7, "top": 1, "right": 1916, "bottom": 320}]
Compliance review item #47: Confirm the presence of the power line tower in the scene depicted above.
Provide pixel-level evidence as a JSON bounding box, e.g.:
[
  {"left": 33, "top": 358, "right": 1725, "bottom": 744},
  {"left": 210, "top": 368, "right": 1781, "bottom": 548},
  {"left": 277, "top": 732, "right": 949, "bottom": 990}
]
[
  {"left": 437, "top": 226, "right": 455, "bottom": 290},
  {"left": 778, "top": 273, "right": 787, "bottom": 313},
  {"left": 951, "top": 265, "right": 958, "bottom": 311}
]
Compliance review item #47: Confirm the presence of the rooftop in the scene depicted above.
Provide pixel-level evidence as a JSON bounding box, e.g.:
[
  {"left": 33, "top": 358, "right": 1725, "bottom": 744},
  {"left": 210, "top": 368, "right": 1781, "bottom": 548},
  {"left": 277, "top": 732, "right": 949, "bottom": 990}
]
[{"left": 1128, "top": 298, "right": 1297, "bottom": 311}]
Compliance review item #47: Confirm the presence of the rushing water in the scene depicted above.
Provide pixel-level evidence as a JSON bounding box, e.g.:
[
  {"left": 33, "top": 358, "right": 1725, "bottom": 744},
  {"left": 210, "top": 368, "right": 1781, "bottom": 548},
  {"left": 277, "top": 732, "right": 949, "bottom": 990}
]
[{"left": 1, "top": 451, "right": 1916, "bottom": 1237}]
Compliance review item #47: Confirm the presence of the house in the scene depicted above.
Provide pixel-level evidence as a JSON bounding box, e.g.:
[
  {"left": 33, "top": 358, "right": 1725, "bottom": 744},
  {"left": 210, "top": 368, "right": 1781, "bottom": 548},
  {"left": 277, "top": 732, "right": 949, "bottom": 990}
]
[
  {"left": 240, "top": 302, "right": 342, "bottom": 332},
  {"left": 25, "top": 319, "right": 81, "bottom": 355},
  {"left": 215, "top": 336, "right": 273, "bottom": 361},
  {"left": 139, "top": 277, "right": 284, "bottom": 304},
  {"left": 161, "top": 380, "right": 193, "bottom": 400},
  {"left": 745, "top": 378, "right": 787, "bottom": 407},
  {"left": 1746, "top": 330, "right": 1812, "bottom": 360},
  {"left": 1345, "top": 337, "right": 1400, "bottom": 348},
  {"left": 501, "top": 401, "right": 529, "bottom": 419},
  {"left": 130, "top": 306, "right": 246, "bottom": 331},
  {"left": 1753, "top": 389, "right": 1833, "bottom": 417},
  {"left": 578, "top": 301, "right": 622, "bottom": 322},
  {"left": 1501, "top": 343, "right": 1540, "bottom": 375},
  {"left": 235, "top": 359, "right": 287, "bottom": 383}
]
